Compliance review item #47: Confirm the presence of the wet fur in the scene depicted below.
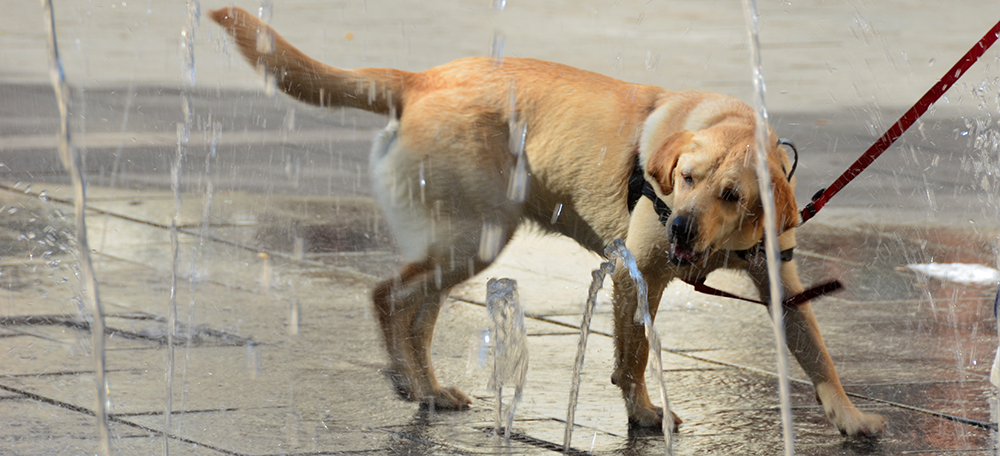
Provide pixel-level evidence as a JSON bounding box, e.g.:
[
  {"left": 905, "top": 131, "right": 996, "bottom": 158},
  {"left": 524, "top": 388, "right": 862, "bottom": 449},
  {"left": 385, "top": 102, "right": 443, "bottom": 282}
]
[{"left": 212, "top": 7, "right": 886, "bottom": 437}]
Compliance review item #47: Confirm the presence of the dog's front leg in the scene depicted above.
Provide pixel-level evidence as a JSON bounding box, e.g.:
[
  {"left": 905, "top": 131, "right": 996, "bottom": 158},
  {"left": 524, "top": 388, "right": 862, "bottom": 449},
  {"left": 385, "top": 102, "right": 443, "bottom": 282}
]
[
  {"left": 609, "top": 238, "right": 682, "bottom": 431},
  {"left": 612, "top": 267, "right": 684, "bottom": 430},
  {"left": 752, "top": 258, "right": 886, "bottom": 437}
]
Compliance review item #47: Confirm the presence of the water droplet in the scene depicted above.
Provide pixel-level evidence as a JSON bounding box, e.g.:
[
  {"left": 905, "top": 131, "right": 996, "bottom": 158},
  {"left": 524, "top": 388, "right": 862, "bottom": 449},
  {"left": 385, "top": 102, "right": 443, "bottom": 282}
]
[
  {"left": 283, "top": 108, "right": 296, "bottom": 132},
  {"left": 490, "top": 31, "right": 506, "bottom": 66},
  {"left": 258, "top": 62, "right": 277, "bottom": 97},
  {"left": 260, "top": 252, "right": 273, "bottom": 291},
  {"left": 478, "top": 223, "right": 504, "bottom": 261},
  {"left": 293, "top": 236, "right": 304, "bottom": 261},
  {"left": 257, "top": 0, "right": 273, "bottom": 23},
  {"left": 419, "top": 161, "right": 426, "bottom": 203},
  {"left": 247, "top": 343, "right": 262, "bottom": 378},
  {"left": 180, "top": 2, "right": 197, "bottom": 87},
  {"left": 284, "top": 153, "right": 301, "bottom": 188},
  {"left": 550, "top": 203, "right": 563, "bottom": 224},
  {"left": 256, "top": 28, "right": 275, "bottom": 54},
  {"left": 506, "top": 153, "right": 528, "bottom": 203},
  {"left": 287, "top": 299, "right": 300, "bottom": 336},
  {"left": 645, "top": 51, "right": 660, "bottom": 71}
]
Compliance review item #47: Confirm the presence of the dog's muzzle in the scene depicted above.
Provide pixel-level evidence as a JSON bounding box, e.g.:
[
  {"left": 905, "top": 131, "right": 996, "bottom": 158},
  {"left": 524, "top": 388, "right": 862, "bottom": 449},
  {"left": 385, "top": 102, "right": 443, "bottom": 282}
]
[{"left": 667, "top": 215, "right": 704, "bottom": 265}]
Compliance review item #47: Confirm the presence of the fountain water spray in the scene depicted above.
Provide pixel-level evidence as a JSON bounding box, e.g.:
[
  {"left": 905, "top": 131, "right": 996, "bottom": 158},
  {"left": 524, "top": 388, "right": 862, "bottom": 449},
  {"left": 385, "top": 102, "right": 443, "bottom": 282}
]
[
  {"left": 605, "top": 239, "right": 673, "bottom": 454},
  {"left": 41, "top": 1, "right": 110, "bottom": 454},
  {"left": 166, "top": 3, "right": 200, "bottom": 454},
  {"left": 741, "top": 1, "right": 795, "bottom": 454},
  {"left": 486, "top": 278, "right": 528, "bottom": 440},
  {"left": 563, "top": 260, "right": 615, "bottom": 451}
]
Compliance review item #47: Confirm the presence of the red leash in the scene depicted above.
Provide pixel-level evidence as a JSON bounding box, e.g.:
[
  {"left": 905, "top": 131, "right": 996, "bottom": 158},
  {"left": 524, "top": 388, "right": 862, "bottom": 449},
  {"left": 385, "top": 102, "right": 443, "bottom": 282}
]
[
  {"left": 684, "top": 277, "right": 843, "bottom": 308},
  {"left": 800, "top": 19, "right": 1000, "bottom": 224}
]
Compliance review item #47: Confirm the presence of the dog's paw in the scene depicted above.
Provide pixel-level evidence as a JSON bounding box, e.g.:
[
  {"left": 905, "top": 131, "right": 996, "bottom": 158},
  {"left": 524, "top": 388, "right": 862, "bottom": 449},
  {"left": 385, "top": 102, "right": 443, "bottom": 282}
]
[
  {"left": 383, "top": 366, "right": 419, "bottom": 401},
  {"left": 833, "top": 411, "right": 886, "bottom": 438},
  {"left": 422, "top": 386, "right": 472, "bottom": 410},
  {"left": 816, "top": 383, "right": 886, "bottom": 438},
  {"left": 627, "top": 406, "right": 682, "bottom": 433}
]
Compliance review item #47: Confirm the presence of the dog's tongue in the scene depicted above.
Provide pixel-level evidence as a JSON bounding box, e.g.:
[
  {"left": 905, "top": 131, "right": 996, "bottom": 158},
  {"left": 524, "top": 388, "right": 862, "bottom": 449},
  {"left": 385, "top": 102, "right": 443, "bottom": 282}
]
[{"left": 672, "top": 243, "right": 696, "bottom": 261}]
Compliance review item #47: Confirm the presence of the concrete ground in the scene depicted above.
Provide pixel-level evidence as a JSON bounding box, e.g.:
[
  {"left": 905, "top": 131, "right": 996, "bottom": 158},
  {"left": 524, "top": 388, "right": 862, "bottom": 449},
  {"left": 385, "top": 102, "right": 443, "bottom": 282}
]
[{"left": 2, "top": 1, "right": 1000, "bottom": 455}]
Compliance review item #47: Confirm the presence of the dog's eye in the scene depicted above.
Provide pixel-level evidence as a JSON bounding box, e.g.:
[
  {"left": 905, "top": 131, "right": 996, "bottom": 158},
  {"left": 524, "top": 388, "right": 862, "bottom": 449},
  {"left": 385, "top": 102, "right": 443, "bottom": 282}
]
[
  {"left": 682, "top": 175, "right": 694, "bottom": 185},
  {"left": 719, "top": 188, "right": 740, "bottom": 203}
]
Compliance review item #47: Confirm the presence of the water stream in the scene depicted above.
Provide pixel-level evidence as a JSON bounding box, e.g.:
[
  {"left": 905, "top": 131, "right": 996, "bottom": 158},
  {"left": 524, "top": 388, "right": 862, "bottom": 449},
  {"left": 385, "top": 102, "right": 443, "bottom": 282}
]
[
  {"left": 563, "top": 260, "right": 614, "bottom": 451},
  {"left": 41, "top": 1, "right": 110, "bottom": 454},
  {"left": 605, "top": 239, "right": 673, "bottom": 454},
  {"left": 741, "top": 1, "right": 795, "bottom": 453},
  {"left": 486, "top": 278, "right": 528, "bottom": 440},
  {"left": 164, "top": 4, "right": 199, "bottom": 454}
]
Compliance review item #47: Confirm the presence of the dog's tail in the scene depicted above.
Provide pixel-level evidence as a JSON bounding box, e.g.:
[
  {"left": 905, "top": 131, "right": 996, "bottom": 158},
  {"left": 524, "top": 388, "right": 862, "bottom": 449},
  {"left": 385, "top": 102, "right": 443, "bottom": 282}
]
[{"left": 210, "top": 7, "right": 409, "bottom": 116}]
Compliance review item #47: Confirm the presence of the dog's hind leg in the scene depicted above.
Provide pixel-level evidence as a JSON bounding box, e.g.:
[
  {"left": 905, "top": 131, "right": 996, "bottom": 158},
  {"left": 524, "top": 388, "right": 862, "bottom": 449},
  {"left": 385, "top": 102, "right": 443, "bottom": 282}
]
[
  {"left": 372, "top": 235, "right": 510, "bottom": 410},
  {"left": 372, "top": 259, "right": 434, "bottom": 402},
  {"left": 370, "top": 91, "right": 521, "bottom": 409},
  {"left": 749, "top": 258, "right": 886, "bottom": 437}
]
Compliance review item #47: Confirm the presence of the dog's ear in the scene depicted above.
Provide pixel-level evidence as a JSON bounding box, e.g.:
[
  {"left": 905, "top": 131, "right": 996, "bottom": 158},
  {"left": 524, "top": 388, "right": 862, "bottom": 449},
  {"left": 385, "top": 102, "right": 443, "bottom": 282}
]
[
  {"left": 772, "top": 177, "right": 799, "bottom": 232},
  {"left": 644, "top": 131, "right": 694, "bottom": 195}
]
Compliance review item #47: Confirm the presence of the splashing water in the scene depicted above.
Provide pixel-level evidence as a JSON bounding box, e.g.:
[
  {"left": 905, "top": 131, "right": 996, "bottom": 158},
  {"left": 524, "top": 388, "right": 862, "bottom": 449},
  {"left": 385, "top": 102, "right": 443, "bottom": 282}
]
[
  {"left": 486, "top": 278, "right": 528, "bottom": 440},
  {"left": 564, "top": 260, "right": 614, "bottom": 451},
  {"left": 506, "top": 85, "right": 528, "bottom": 203},
  {"left": 260, "top": 252, "right": 274, "bottom": 291},
  {"left": 741, "top": 1, "right": 795, "bottom": 454},
  {"left": 42, "top": 1, "right": 110, "bottom": 454},
  {"left": 180, "top": 1, "right": 198, "bottom": 86},
  {"left": 288, "top": 298, "right": 301, "bottom": 336},
  {"left": 256, "top": 1, "right": 275, "bottom": 54},
  {"left": 478, "top": 223, "right": 504, "bottom": 262},
  {"left": 166, "top": 4, "right": 199, "bottom": 454},
  {"left": 178, "top": 119, "right": 220, "bottom": 431},
  {"left": 491, "top": 31, "right": 506, "bottom": 67},
  {"left": 604, "top": 239, "right": 673, "bottom": 454}
]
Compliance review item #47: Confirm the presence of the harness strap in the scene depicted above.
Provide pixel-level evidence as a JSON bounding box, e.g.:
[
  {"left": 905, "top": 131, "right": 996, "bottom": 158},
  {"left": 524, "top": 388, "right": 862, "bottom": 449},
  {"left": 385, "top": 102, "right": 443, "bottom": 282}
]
[
  {"left": 628, "top": 157, "right": 672, "bottom": 224},
  {"left": 683, "top": 277, "right": 843, "bottom": 308}
]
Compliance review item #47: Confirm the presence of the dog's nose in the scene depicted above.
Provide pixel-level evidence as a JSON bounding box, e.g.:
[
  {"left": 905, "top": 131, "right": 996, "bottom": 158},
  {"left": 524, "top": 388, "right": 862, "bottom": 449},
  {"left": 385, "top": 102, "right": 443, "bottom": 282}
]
[{"left": 669, "top": 215, "right": 698, "bottom": 247}]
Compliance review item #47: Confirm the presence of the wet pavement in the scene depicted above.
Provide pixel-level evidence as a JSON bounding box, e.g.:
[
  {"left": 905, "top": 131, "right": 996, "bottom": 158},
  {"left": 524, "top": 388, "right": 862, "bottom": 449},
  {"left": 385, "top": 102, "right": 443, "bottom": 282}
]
[{"left": 4, "top": 1, "right": 1000, "bottom": 455}]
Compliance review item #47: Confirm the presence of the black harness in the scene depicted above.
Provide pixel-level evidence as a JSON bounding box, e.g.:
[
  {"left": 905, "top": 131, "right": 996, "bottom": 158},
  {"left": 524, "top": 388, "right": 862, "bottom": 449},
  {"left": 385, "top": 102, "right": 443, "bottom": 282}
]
[{"left": 627, "top": 156, "right": 794, "bottom": 263}]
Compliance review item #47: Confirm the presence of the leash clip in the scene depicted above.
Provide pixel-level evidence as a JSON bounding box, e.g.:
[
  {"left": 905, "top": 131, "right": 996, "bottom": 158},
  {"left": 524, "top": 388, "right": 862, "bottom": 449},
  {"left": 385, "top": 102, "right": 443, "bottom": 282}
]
[{"left": 778, "top": 138, "right": 798, "bottom": 181}]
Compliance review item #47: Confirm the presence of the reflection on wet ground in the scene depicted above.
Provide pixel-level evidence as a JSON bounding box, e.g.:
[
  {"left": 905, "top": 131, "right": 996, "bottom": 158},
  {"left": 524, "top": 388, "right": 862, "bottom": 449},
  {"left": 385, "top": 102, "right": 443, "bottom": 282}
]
[{"left": 1, "top": 177, "right": 998, "bottom": 454}]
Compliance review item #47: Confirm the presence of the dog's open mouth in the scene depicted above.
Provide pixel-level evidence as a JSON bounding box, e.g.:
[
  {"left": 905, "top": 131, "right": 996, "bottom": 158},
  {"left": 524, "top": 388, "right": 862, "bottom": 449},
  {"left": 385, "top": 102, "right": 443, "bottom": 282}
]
[{"left": 668, "top": 243, "right": 705, "bottom": 266}]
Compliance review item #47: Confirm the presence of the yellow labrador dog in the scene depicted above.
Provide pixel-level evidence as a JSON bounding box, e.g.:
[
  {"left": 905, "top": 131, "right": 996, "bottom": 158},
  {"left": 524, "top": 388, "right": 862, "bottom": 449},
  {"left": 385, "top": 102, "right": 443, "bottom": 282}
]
[{"left": 212, "top": 7, "right": 886, "bottom": 437}]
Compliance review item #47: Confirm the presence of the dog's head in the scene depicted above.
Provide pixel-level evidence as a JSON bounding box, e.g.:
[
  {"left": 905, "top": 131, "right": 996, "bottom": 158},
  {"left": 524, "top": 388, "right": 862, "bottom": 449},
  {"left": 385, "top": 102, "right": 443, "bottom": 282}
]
[{"left": 643, "top": 123, "right": 797, "bottom": 266}]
